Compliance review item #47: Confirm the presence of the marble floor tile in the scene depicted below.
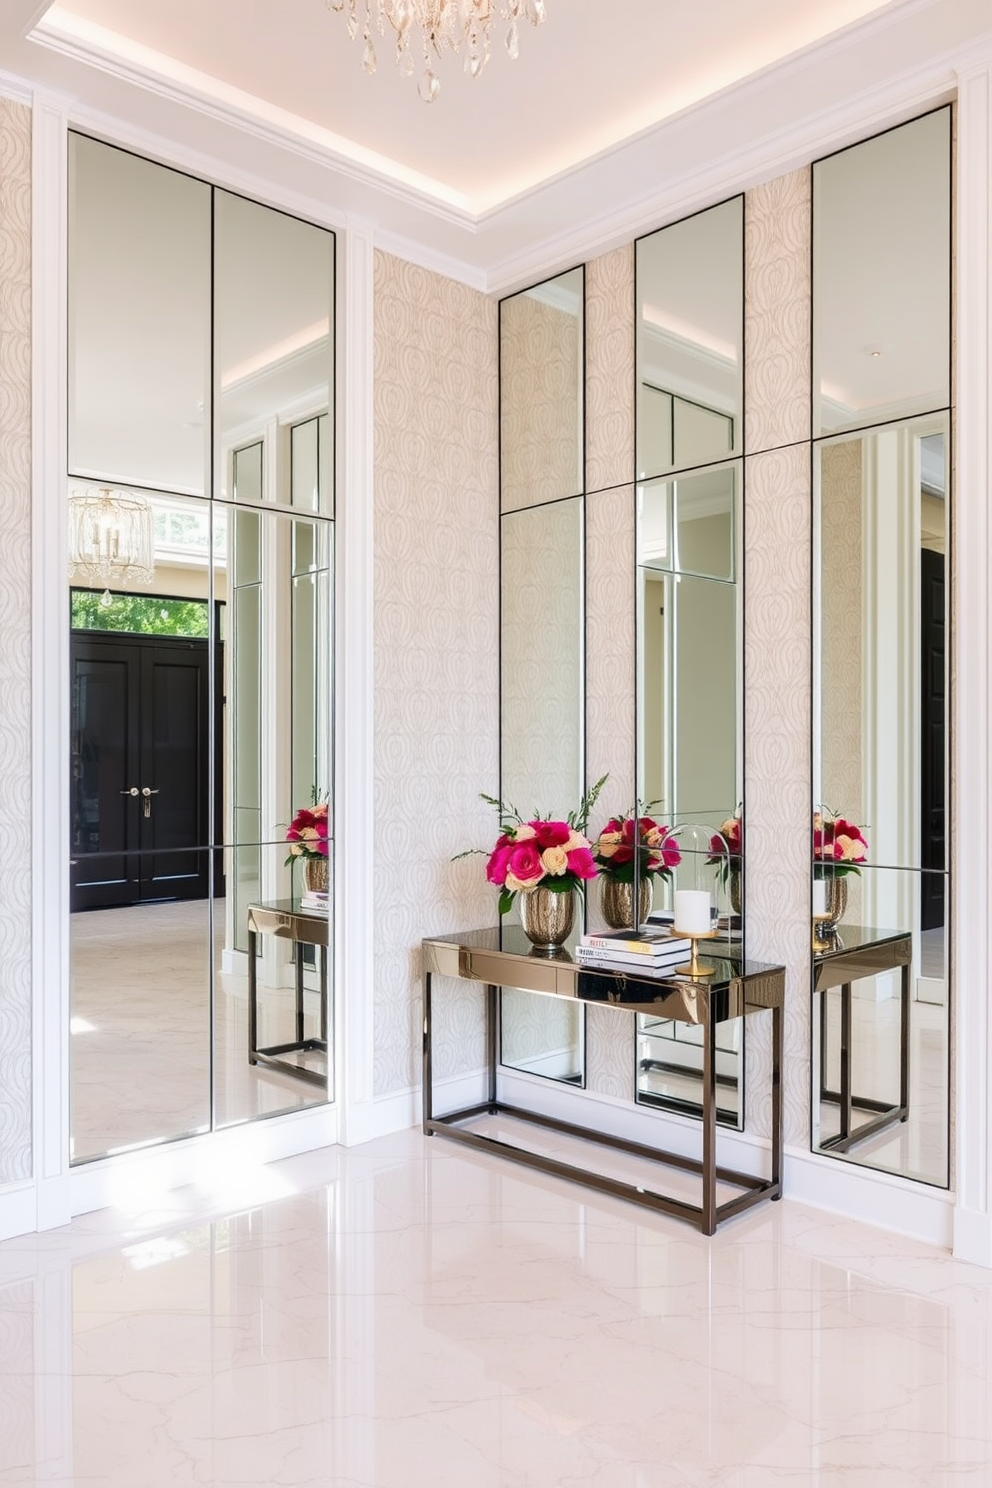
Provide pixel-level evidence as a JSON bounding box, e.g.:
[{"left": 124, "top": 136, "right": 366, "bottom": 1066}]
[{"left": 0, "top": 1129, "right": 990, "bottom": 1486}]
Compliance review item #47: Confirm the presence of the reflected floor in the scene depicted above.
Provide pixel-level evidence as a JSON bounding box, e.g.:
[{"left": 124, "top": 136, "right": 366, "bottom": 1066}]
[
  {"left": 816, "top": 988, "right": 947, "bottom": 1185},
  {"left": 71, "top": 898, "right": 327, "bottom": 1161},
  {"left": 0, "top": 1128, "right": 988, "bottom": 1487}
]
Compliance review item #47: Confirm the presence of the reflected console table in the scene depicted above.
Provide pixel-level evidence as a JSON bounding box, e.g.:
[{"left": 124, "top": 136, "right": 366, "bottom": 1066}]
[
  {"left": 422, "top": 926, "right": 784, "bottom": 1236},
  {"left": 247, "top": 900, "right": 329, "bottom": 1089},
  {"left": 814, "top": 924, "right": 911, "bottom": 1155}
]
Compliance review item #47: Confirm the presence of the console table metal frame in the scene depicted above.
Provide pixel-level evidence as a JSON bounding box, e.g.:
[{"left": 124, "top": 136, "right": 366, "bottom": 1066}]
[
  {"left": 814, "top": 927, "right": 912, "bottom": 1155},
  {"left": 422, "top": 931, "right": 784, "bottom": 1236},
  {"left": 247, "top": 901, "right": 329, "bottom": 1089}
]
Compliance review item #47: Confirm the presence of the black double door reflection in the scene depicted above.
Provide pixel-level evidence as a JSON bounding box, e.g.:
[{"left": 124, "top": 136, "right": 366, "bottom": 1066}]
[{"left": 71, "top": 632, "right": 217, "bottom": 911}]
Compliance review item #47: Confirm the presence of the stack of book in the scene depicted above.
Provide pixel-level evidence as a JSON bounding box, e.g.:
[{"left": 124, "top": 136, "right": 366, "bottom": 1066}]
[
  {"left": 300, "top": 891, "right": 329, "bottom": 913},
  {"left": 576, "top": 928, "right": 691, "bottom": 976}
]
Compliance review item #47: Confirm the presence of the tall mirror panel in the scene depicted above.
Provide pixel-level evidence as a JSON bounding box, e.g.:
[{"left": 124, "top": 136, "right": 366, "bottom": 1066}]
[
  {"left": 636, "top": 197, "right": 743, "bottom": 483},
  {"left": 500, "top": 267, "right": 584, "bottom": 512},
  {"left": 634, "top": 203, "right": 745, "bottom": 1128},
  {"left": 499, "top": 266, "right": 586, "bottom": 1087},
  {"left": 813, "top": 109, "right": 951, "bottom": 438},
  {"left": 68, "top": 136, "right": 210, "bottom": 496},
  {"left": 69, "top": 140, "right": 335, "bottom": 1163},
  {"left": 811, "top": 109, "right": 951, "bottom": 1187}
]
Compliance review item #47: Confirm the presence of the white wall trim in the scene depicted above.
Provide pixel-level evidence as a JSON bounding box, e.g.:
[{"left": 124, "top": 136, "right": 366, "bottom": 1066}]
[
  {"left": 952, "top": 52, "right": 992, "bottom": 1267},
  {"left": 31, "top": 88, "right": 71, "bottom": 1235},
  {"left": 68, "top": 1103, "right": 339, "bottom": 1219},
  {"left": 0, "top": 1182, "right": 41, "bottom": 1244},
  {"left": 335, "top": 220, "right": 377, "bottom": 1145}
]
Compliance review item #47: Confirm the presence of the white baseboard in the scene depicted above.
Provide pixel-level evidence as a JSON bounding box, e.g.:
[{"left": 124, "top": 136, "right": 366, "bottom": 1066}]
[
  {"left": 340, "top": 1070, "right": 488, "bottom": 1147},
  {"left": 783, "top": 1145, "right": 954, "bottom": 1247},
  {"left": 953, "top": 1206, "right": 992, "bottom": 1267},
  {"left": 0, "top": 1182, "right": 39, "bottom": 1243},
  {"left": 68, "top": 1102, "right": 339, "bottom": 1219}
]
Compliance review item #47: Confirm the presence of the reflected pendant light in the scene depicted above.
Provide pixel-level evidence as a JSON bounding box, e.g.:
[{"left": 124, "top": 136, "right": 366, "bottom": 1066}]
[
  {"left": 68, "top": 488, "right": 156, "bottom": 596},
  {"left": 327, "top": 0, "right": 546, "bottom": 102}
]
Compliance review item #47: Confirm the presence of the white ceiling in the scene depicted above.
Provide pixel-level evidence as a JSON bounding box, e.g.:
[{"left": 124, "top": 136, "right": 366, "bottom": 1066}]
[
  {"left": 36, "top": 0, "right": 902, "bottom": 211},
  {"left": 0, "top": 0, "right": 986, "bottom": 286}
]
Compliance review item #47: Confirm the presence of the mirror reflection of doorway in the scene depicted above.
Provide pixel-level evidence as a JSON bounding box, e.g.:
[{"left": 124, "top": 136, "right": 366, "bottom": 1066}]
[{"left": 70, "top": 595, "right": 222, "bottom": 911}]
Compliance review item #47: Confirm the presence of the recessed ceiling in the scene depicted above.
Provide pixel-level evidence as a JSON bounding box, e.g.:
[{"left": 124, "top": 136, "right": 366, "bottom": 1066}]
[{"left": 37, "top": 0, "right": 900, "bottom": 213}]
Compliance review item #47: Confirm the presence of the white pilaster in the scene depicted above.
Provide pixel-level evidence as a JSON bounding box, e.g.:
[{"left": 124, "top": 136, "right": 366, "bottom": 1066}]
[
  {"left": 953, "top": 54, "right": 992, "bottom": 1266},
  {"left": 334, "top": 221, "right": 377, "bottom": 1142}
]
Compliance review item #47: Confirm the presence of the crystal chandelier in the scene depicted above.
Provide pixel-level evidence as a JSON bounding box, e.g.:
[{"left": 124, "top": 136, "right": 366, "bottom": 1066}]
[
  {"left": 327, "top": 0, "right": 547, "bottom": 103},
  {"left": 68, "top": 488, "right": 156, "bottom": 593}
]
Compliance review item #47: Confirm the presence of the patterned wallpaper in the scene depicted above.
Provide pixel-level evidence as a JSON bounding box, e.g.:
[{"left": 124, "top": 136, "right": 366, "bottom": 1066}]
[
  {"left": 372, "top": 251, "right": 499, "bottom": 1096},
  {"left": 745, "top": 169, "right": 812, "bottom": 455},
  {"left": 0, "top": 100, "right": 33, "bottom": 1185},
  {"left": 500, "top": 290, "right": 582, "bottom": 513},
  {"left": 586, "top": 247, "right": 635, "bottom": 495}
]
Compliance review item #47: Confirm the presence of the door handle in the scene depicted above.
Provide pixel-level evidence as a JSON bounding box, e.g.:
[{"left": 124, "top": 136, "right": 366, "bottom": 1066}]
[
  {"left": 141, "top": 786, "right": 159, "bottom": 819},
  {"left": 141, "top": 788, "right": 160, "bottom": 796},
  {"left": 120, "top": 787, "right": 139, "bottom": 797}
]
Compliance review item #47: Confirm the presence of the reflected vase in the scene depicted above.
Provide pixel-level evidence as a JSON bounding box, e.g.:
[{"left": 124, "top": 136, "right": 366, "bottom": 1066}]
[
  {"left": 518, "top": 886, "right": 575, "bottom": 952},
  {"left": 304, "top": 855, "right": 329, "bottom": 894},
  {"left": 729, "top": 869, "right": 742, "bottom": 918},
  {"left": 820, "top": 874, "right": 848, "bottom": 934},
  {"left": 601, "top": 877, "right": 652, "bottom": 931}
]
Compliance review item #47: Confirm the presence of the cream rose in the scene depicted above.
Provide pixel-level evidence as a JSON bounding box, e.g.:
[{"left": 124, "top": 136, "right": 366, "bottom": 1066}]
[
  {"left": 511, "top": 824, "right": 537, "bottom": 842},
  {"left": 565, "top": 830, "right": 590, "bottom": 852},
  {"left": 506, "top": 868, "right": 543, "bottom": 892},
  {"left": 541, "top": 846, "right": 569, "bottom": 876},
  {"left": 597, "top": 829, "right": 621, "bottom": 859},
  {"left": 836, "top": 834, "right": 866, "bottom": 862}
]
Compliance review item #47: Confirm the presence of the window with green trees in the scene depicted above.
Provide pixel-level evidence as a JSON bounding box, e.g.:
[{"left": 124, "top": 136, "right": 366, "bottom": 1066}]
[{"left": 70, "top": 589, "right": 210, "bottom": 638}]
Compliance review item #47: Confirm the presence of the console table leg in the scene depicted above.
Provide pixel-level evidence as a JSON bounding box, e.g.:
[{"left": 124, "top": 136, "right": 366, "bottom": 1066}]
[
  {"left": 295, "top": 943, "right": 305, "bottom": 1045},
  {"left": 900, "top": 960, "right": 911, "bottom": 1119},
  {"left": 771, "top": 1002, "right": 783, "bottom": 1194},
  {"left": 248, "top": 927, "right": 258, "bottom": 1065},
  {"left": 486, "top": 984, "right": 498, "bottom": 1112},
  {"left": 701, "top": 1010, "right": 718, "bottom": 1236},
  {"left": 839, "top": 980, "right": 853, "bottom": 1141},
  {"left": 422, "top": 970, "right": 433, "bottom": 1135}
]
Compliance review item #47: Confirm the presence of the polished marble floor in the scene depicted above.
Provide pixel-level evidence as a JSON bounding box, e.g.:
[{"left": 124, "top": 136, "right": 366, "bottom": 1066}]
[{"left": 0, "top": 1128, "right": 989, "bottom": 1487}]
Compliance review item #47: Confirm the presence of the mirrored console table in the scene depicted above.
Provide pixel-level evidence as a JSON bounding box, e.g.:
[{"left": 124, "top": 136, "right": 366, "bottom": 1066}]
[
  {"left": 422, "top": 926, "right": 784, "bottom": 1235},
  {"left": 247, "top": 900, "right": 329, "bottom": 1090},
  {"left": 813, "top": 924, "right": 912, "bottom": 1155}
]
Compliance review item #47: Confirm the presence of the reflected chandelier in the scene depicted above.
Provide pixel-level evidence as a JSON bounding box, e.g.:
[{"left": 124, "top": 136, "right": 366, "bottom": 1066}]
[
  {"left": 68, "top": 487, "right": 156, "bottom": 593},
  {"left": 327, "top": 0, "right": 547, "bottom": 102}
]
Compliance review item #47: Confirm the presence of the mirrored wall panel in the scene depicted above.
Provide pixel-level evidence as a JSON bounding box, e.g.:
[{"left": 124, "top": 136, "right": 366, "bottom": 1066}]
[
  {"left": 215, "top": 191, "right": 334, "bottom": 515},
  {"left": 500, "top": 266, "right": 584, "bottom": 512},
  {"left": 636, "top": 198, "right": 743, "bottom": 482},
  {"left": 813, "top": 108, "right": 951, "bottom": 438},
  {"left": 68, "top": 136, "right": 335, "bottom": 1162},
  {"left": 811, "top": 866, "right": 948, "bottom": 1186},
  {"left": 811, "top": 108, "right": 951, "bottom": 1188},
  {"left": 69, "top": 136, "right": 210, "bottom": 496},
  {"left": 501, "top": 497, "right": 584, "bottom": 819},
  {"left": 636, "top": 1013, "right": 743, "bottom": 1129},
  {"left": 501, "top": 989, "right": 583, "bottom": 1085},
  {"left": 638, "top": 463, "right": 741, "bottom": 829}
]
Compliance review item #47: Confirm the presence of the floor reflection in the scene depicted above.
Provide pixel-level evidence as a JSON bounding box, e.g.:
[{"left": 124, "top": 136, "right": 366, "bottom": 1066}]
[{"left": 1, "top": 1130, "right": 990, "bottom": 1485}]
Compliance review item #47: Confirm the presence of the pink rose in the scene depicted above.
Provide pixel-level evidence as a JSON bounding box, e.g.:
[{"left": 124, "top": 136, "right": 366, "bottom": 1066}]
[
  {"left": 566, "top": 847, "right": 597, "bottom": 880},
  {"left": 486, "top": 842, "right": 514, "bottom": 885},
  {"left": 507, "top": 841, "right": 544, "bottom": 886},
  {"left": 531, "top": 820, "right": 571, "bottom": 850}
]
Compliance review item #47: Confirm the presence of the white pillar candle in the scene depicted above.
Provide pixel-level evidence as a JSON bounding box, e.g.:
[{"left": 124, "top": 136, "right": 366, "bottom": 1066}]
[
  {"left": 674, "top": 889, "right": 710, "bottom": 935},
  {"left": 812, "top": 879, "right": 828, "bottom": 917}
]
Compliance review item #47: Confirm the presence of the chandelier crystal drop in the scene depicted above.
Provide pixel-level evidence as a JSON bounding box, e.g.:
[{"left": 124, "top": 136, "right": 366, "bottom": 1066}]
[
  {"left": 68, "top": 487, "right": 156, "bottom": 590},
  {"left": 326, "top": 0, "right": 546, "bottom": 101}
]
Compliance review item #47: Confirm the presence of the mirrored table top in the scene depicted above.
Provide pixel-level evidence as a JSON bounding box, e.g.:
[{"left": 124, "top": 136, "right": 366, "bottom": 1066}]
[{"left": 813, "top": 924, "right": 913, "bottom": 962}]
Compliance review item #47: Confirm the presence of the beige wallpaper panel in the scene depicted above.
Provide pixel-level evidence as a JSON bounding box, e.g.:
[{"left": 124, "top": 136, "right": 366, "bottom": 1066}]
[
  {"left": 0, "top": 100, "right": 33, "bottom": 1184},
  {"left": 373, "top": 251, "right": 500, "bottom": 1097},
  {"left": 586, "top": 246, "right": 635, "bottom": 495},
  {"left": 745, "top": 168, "right": 812, "bottom": 456}
]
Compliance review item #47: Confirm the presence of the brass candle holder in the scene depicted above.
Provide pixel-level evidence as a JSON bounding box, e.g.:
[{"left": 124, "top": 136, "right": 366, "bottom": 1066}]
[
  {"left": 673, "top": 927, "right": 720, "bottom": 979},
  {"left": 812, "top": 912, "right": 833, "bottom": 954}
]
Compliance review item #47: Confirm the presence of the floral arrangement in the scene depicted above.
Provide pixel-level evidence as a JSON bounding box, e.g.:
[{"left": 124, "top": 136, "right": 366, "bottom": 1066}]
[
  {"left": 813, "top": 810, "right": 868, "bottom": 878},
  {"left": 707, "top": 810, "right": 741, "bottom": 884},
  {"left": 593, "top": 813, "right": 680, "bottom": 883},
  {"left": 458, "top": 775, "right": 607, "bottom": 916},
  {"left": 284, "top": 800, "right": 329, "bottom": 865}
]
